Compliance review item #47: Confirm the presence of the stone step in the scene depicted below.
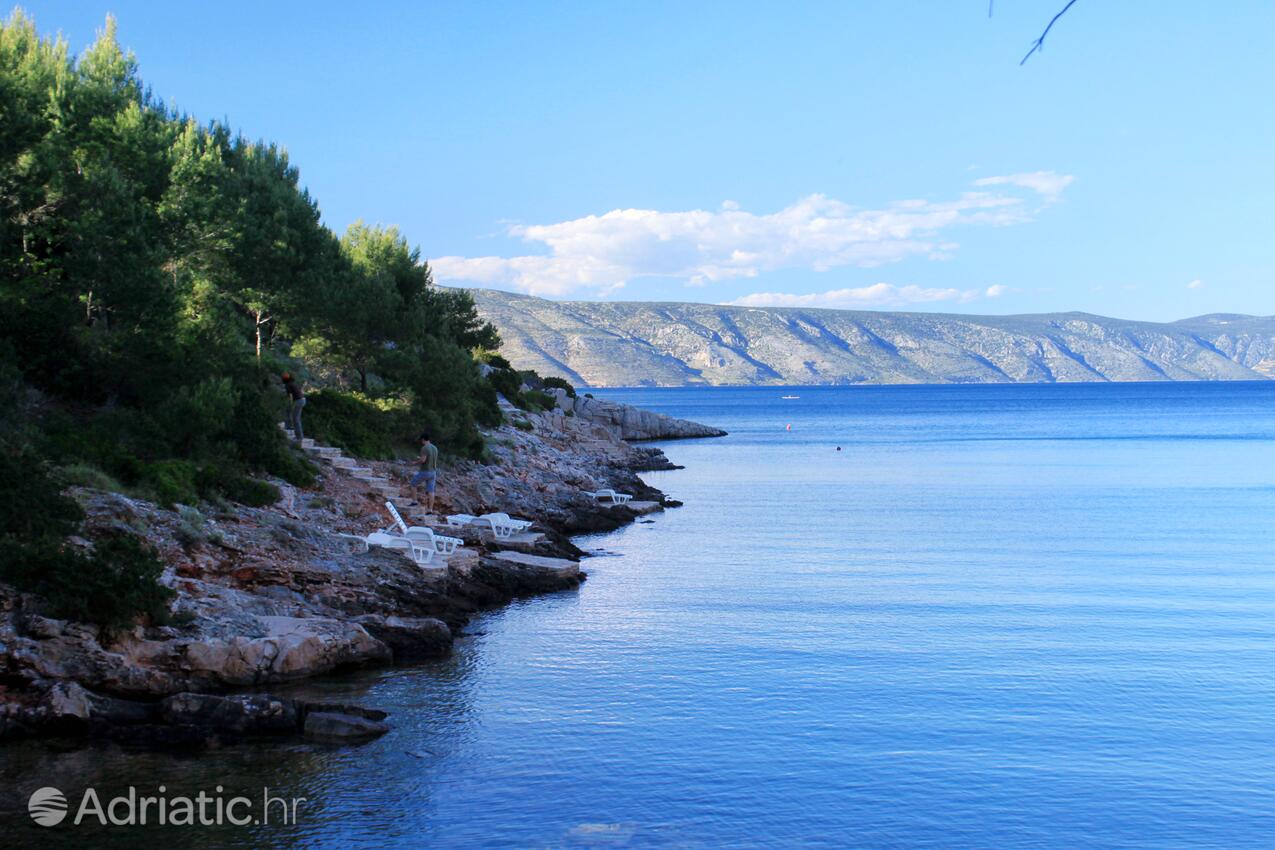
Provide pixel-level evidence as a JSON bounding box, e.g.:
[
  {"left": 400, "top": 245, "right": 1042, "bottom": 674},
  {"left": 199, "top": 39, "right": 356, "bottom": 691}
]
[{"left": 488, "top": 550, "right": 580, "bottom": 578}]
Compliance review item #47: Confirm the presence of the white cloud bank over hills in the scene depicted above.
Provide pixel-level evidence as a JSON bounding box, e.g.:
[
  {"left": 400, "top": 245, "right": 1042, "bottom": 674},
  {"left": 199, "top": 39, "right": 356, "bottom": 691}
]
[
  {"left": 729, "top": 283, "right": 1010, "bottom": 309},
  {"left": 432, "top": 172, "right": 1071, "bottom": 303}
]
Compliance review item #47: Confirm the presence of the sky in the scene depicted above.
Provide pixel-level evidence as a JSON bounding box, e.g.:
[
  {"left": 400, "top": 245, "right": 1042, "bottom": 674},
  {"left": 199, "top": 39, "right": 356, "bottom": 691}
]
[{"left": 19, "top": 1, "right": 1275, "bottom": 321}]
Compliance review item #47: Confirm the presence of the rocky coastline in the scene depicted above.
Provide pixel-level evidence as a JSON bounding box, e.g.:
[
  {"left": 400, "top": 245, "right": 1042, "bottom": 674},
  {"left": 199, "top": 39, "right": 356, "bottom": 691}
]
[{"left": 0, "top": 398, "right": 723, "bottom": 748}]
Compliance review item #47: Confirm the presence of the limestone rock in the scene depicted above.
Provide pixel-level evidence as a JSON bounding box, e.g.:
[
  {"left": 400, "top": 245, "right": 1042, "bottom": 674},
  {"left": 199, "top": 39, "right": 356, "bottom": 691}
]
[
  {"left": 353, "top": 615, "right": 452, "bottom": 661},
  {"left": 160, "top": 692, "right": 300, "bottom": 736},
  {"left": 303, "top": 710, "right": 389, "bottom": 742}
]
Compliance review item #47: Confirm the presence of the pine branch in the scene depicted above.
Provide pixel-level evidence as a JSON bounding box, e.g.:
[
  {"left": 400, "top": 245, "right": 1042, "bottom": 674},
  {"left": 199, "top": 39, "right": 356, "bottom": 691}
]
[{"left": 1021, "top": 0, "right": 1079, "bottom": 65}]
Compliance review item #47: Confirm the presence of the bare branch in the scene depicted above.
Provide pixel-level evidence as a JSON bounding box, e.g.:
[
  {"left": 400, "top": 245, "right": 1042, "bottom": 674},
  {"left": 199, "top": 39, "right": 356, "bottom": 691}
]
[{"left": 1021, "top": 0, "right": 1079, "bottom": 65}]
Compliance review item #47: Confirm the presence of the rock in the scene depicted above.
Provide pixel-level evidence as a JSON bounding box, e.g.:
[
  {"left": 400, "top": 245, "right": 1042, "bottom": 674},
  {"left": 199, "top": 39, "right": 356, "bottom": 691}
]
[
  {"left": 303, "top": 711, "right": 388, "bottom": 742},
  {"left": 85, "top": 692, "right": 158, "bottom": 725},
  {"left": 159, "top": 692, "right": 300, "bottom": 736},
  {"left": 544, "top": 389, "right": 726, "bottom": 441},
  {"left": 46, "top": 681, "right": 91, "bottom": 722},
  {"left": 353, "top": 615, "right": 452, "bottom": 661},
  {"left": 302, "top": 701, "right": 389, "bottom": 722},
  {"left": 23, "top": 615, "right": 66, "bottom": 639},
  {"left": 180, "top": 616, "right": 391, "bottom": 687}
]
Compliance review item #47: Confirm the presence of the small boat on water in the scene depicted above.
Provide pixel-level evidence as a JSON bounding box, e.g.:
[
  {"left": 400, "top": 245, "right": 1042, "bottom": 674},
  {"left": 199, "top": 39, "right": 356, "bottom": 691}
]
[{"left": 781, "top": 394, "right": 800, "bottom": 399}]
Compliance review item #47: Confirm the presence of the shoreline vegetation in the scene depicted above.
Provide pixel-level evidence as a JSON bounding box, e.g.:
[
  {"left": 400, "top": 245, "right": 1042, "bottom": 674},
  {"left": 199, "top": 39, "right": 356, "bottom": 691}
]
[
  {"left": 0, "top": 12, "right": 731, "bottom": 746},
  {"left": 1, "top": 390, "right": 725, "bottom": 746}
]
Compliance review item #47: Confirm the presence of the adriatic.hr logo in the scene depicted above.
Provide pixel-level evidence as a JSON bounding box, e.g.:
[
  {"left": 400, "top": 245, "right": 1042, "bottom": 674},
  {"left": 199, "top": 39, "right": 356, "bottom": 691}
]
[
  {"left": 26, "top": 785, "right": 306, "bottom": 827},
  {"left": 27, "top": 787, "right": 68, "bottom": 826}
]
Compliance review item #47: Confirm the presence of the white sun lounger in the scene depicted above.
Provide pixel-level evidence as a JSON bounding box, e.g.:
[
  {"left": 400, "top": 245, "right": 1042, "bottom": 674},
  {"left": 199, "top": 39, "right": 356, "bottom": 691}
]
[
  {"left": 445, "top": 511, "right": 532, "bottom": 539},
  {"left": 343, "top": 530, "right": 439, "bottom": 566},
  {"left": 384, "top": 502, "right": 462, "bottom": 556},
  {"left": 585, "top": 489, "right": 632, "bottom": 505}
]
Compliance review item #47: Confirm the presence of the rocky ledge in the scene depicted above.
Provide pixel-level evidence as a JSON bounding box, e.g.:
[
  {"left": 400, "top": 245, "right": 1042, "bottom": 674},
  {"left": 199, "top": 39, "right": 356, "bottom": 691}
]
[
  {"left": 544, "top": 388, "right": 727, "bottom": 441},
  {"left": 0, "top": 399, "right": 722, "bottom": 748}
]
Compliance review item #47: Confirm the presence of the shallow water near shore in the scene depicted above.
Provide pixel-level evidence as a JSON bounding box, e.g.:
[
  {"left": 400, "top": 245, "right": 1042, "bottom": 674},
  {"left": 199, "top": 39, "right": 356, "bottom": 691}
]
[{"left": 5, "top": 382, "right": 1275, "bottom": 848}]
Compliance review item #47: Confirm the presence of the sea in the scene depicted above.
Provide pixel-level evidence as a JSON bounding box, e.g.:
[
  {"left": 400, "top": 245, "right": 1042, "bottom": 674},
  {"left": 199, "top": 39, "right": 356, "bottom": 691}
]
[{"left": 4, "top": 382, "right": 1275, "bottom": 849}]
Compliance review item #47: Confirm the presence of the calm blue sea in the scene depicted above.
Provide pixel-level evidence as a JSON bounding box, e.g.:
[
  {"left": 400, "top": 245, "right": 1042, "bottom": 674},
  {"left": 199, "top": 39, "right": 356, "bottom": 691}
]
[{"left": 5, "top": 382, "right": 1275, "bottom": 848}]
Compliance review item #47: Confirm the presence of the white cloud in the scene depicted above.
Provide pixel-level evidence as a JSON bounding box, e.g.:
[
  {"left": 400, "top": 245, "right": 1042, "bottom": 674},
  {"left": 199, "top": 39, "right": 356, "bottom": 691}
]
[
  {"left": 727, "top": 283, "right": 1002, "bottom": 309},
  {"left": 1187, "top": 279, "right": 1205, "bottom": 289},
  {"left": 971, "top": 171, "right": 1074, "bottom": 202},
  {"left": 984, "top": 284, "right": 1010, "bottom": 297},
  {"left": 432, "top": 172, "right": 1073, "bottom": 297}
]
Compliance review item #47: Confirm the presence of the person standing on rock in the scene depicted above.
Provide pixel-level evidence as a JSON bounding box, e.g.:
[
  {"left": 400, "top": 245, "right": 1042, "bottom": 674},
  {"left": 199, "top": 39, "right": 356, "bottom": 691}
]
[
  {"left": 411, "top": 432, "right": 439, "bottom": 513},
  {"left": 282, "top": 372, "right": 306, "bottom": 442}
]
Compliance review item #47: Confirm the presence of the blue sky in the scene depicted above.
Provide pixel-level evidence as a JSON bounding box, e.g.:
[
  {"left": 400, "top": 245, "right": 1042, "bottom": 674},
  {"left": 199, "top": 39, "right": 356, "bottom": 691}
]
[{"left": 22, "top": 1, "right": 1275, "bottom": 320}]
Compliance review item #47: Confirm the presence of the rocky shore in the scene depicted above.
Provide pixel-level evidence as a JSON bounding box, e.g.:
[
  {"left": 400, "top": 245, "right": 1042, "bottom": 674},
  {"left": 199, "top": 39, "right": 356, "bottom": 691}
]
[{"left": 0, "top": 398, "right": 722, "bottom": 748}]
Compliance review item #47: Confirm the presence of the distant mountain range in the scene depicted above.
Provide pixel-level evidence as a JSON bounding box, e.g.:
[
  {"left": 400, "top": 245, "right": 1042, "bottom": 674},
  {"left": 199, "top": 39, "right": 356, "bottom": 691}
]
[{"left": 470, "top": 289, "right": 1275, "bottom": 387}]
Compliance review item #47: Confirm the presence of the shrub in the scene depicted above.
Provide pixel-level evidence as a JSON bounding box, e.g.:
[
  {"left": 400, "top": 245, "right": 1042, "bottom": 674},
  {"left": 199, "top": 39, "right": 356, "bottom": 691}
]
[
  {"left": 58, "top": 463, "right": 123, "bottom": 492},
  {"left": 521, "top": 390, "right": 557, "bottom": 412},
  {"left": 0, "top": 534, "right": 174, "bottom": 632},
  {"left": 0, "top": 445, "right": 83, "bottom": 541},
  {"left": 541, "top": 376, "right": 576, "bottom": 398},
  {"left": 512, "top": 419, "right": 534, "bottom": 432},
  {"left": 486, "top": 366, "right": 523, "bottom": 403},
  {"left": 474, "top": 349, "right": 512, "bottom": 370},
  {"left": 221, "top": 475, "right": 280, "bottom": 507},
  {"left": 304, "top": 388, "right": 415, "bottom": 459},
  {"left": 175, "top": 505, "right": 207, "bottom": 546},
  {"left": 194, "top": 462, "right": 281, "bottom": 507},
  {"left": 0, "top": 447, "right": 173, "bottom": 632},
  {"left": 143, "top": 459, "right": 199, "bottom": 507}
]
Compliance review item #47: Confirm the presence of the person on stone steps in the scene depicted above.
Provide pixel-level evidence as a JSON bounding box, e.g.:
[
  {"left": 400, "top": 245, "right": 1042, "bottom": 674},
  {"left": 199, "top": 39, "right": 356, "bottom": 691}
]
[
  {"left": 410, "top": 431, "right": 439, "bottom": 513},
  {"left": 281, "top": 372, "right": 306, "bottom": 442}
]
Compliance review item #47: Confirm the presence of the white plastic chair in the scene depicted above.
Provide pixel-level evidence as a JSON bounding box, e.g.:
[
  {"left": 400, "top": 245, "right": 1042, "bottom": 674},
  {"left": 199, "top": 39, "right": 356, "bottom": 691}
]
[
  {"left": 384, "top": 502, "right": 462, "bottom": 556},
  {"left": 445, "top": 512, "right": 532, "bottom": 539},
  {"left": 585, "top": 489, "right": 633, "bottom": 505}
]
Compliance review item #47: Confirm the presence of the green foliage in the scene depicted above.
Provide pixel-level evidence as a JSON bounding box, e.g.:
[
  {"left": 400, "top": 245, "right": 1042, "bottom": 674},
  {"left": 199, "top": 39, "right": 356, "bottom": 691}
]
[
  {"left": 0, "top": 534, "right": 173, "bottom": 631},
  {"left": 304, "top": 389, "right": 415, "bottom": 459},
  {"left": 0, "top": 441, "right": 171, "bottom": 630},
  {"left": 541, "top": 376, "right": 576, "bottom": 398},
  {"left": 220, "top": 475, "right": 280, "bottom": 507},
  {"left": 0, "top": 445, "right": 84, "bottom": 541},
  {"left": 0, "top": 9, "right": 504, "bottom": 503},
  {"left": 474, "top": 349, "right": 511, "bottom": 370},
  {"left": 522, "top": 390, "right": 556, "bottom": 412},
  {"left": 143, "top": 459, "right": 198, "bottom": 507},
  {"left": 512, "top": 419, "right": 534, "bottom": 432},
  {"left": 487, "top": 366, "right": 523, "bottom": 403},
  {"left": 58, "top": 463, "right": 123, "bottom": 492},
  {"left": 194, "top": 462, "right": 280, "bottom": 507}
]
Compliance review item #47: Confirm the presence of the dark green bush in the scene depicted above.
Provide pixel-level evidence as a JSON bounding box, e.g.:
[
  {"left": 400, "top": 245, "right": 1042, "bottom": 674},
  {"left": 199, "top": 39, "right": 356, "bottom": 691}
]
[
  {"left": 0, "top": 444, "right": 173, "bottom": 631},
  {"left": 541, "top": 376, "right": 576, "bottom": 398},
  {"left": 0, "top": 446, "right": 83, "bottom": 541},
  {"left": 305, "top": 389, "right": 416, "bottom": 459},
  {"left": 487, "top": 366, "right": 523, "bottom": 403},
  {"left": 474, "top": 350, "right": 512, "bottom": 370},
  {"left": 512, "top": 419, "right": 534, "bottom": 431},
  {"left": 0, "top": 534, "right": 173, "bottom": 632},
  {"left": 195, "top": 462, "right": 280, "bottom": 507},
  {"left": 522, "top": 390, "right": 557, "bottom": 412},
  {"left": 143, "top": 459, "right": 199, "bottom": 506},
  {"left": 222, "top": 475, "right": 280, "bottom": 507}
]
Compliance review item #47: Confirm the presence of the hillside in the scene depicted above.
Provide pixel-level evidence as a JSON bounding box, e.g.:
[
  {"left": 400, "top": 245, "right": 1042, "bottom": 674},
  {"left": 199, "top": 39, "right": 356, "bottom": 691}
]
[{"left": 470, "top": 290, "right": 1275, "bottom": 386}]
